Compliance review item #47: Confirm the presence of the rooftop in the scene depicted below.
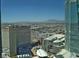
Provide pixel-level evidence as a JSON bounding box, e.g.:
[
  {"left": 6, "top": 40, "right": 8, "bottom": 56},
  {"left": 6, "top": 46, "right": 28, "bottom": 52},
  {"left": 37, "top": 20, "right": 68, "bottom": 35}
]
[
  {"left": 53, "top": 38, "right": 65, "bottom": 43},
  {"left": 44, "top": 34, "right": 65, "bottom": 41},
  {"left": 56, "top": 49, "right": 72, "bottom": 58},
  {"left": 36, "top": 49, "right": 48, "bottom": 57}
]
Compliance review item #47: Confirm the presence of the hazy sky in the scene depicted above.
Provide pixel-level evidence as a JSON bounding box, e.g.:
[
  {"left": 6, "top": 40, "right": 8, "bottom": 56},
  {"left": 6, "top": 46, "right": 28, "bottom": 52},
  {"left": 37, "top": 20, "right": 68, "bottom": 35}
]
[{"left": 1, "top": 0, "right": 65, "bottom": 23}]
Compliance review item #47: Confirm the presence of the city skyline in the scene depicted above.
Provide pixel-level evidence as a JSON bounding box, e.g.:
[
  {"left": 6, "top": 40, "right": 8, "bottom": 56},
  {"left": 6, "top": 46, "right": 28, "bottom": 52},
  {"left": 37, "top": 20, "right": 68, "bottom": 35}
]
[{"left": 1, "top": 0, "right": 65, "bottom": 23}]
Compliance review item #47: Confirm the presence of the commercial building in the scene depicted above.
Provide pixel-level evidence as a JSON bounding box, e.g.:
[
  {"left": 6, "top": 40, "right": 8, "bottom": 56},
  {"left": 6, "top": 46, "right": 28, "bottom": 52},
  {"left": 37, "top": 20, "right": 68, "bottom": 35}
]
[
  {"left": 65, "top": 0, "right": 79, "bottom": 56},
  {"left": 0, "top": 21, "right": 2, "bottom": 57},
  {"left": 15, "top": 25, "right": 31, "bottom": 47},
  {"left": 2, "top": 25, "right": 17, "bottom": 57},
  {"left": 42, "top": 34, "right": 65, "bottom": 54},
  {"left": 2, "top": 25, "right": 31, "bottom": 57}
]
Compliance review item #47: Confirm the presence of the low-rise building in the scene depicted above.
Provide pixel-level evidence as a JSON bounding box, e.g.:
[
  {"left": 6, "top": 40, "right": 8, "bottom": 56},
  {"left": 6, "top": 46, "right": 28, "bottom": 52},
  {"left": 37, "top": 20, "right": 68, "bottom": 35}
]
[{"left": 42, "top": 34, "right": 65, "bottom": 54}]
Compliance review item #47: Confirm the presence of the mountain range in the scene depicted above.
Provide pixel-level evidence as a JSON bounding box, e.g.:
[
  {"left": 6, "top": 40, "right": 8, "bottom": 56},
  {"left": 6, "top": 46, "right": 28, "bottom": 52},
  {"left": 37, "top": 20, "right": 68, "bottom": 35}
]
[{"left": 2, "top": 19, "right": 65, "bottom": 25}]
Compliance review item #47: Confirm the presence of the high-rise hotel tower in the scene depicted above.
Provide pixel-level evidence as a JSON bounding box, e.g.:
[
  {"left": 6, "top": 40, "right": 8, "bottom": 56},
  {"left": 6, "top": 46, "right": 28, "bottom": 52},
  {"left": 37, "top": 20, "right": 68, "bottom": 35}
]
[{"left": 65, "top": 0, "right": 79, "bottom": 55}]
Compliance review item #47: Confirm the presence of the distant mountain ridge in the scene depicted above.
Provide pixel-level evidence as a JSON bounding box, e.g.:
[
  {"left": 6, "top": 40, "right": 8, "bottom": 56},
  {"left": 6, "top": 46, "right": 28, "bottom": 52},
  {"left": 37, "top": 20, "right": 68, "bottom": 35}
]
[
  {"left": 44, "top": 19, "right": 65, "bottom": 23},
  {"left": 2, "top": 19, "right": 65, "bottom": 25}
]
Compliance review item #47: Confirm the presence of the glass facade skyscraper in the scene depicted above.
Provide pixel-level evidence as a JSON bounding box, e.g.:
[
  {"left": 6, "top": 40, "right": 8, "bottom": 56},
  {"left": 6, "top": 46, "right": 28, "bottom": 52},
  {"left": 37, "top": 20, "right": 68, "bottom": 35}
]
[
  {"left": 65, "top": 0, "right": 79, "bottom": 54},
  {"left": 0, "top": 11, "right": 2, "bottom": 58}
]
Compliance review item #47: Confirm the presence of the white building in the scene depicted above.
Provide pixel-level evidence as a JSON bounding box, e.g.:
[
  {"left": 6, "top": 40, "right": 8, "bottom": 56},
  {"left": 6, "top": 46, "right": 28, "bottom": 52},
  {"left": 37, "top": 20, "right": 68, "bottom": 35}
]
[
  {"left": 36, "top": 49, "right": 48, "bottom": 58},
  {"left": 42, "top": 34, "right": 65, "bottom": 54}
]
